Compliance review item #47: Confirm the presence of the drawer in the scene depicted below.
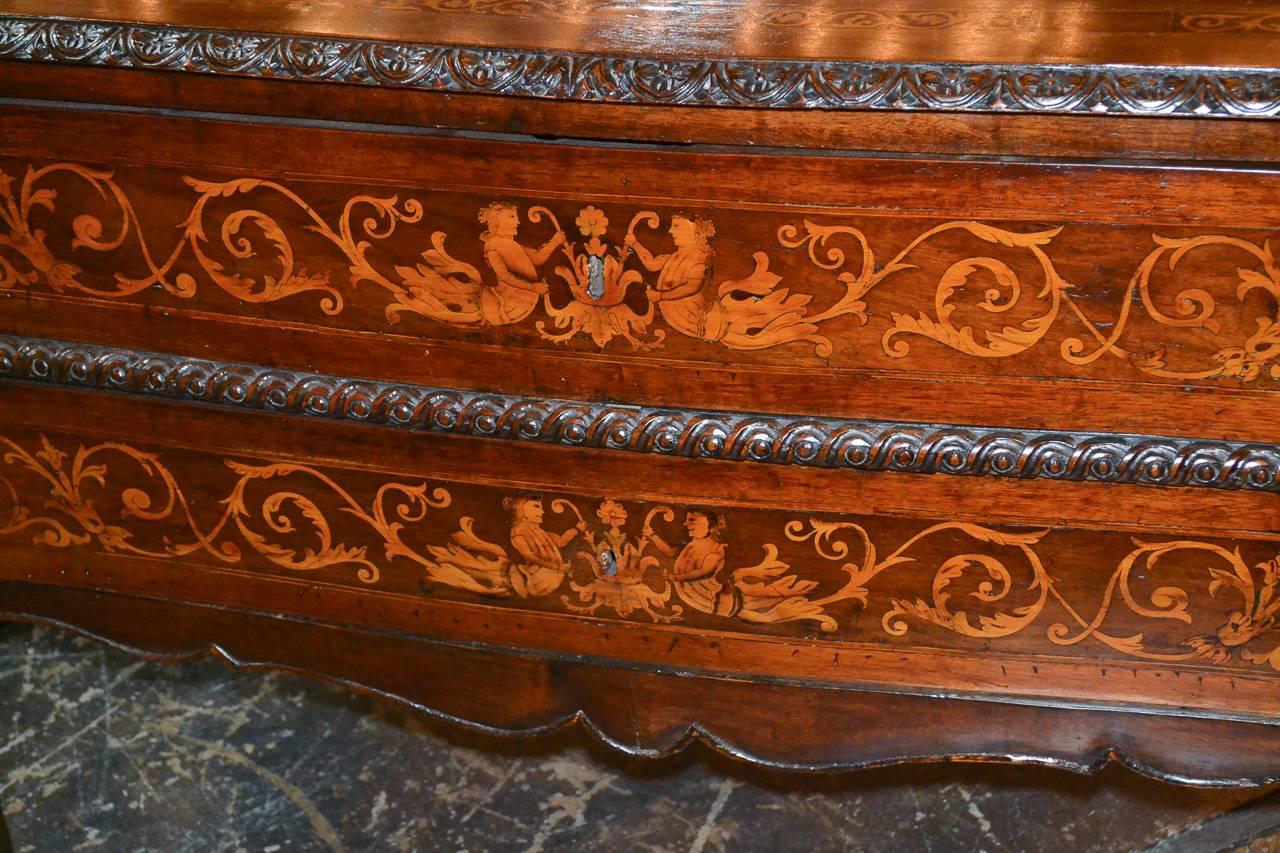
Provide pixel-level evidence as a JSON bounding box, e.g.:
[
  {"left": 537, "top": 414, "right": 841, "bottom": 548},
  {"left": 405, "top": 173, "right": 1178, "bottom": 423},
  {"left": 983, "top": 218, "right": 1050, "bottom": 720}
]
[
  {"left": 3, "top": 104, "right": 1280, "bottom": 441},
  {"left": 3, "top": 382, "right": 1280, "bottom": 779}
]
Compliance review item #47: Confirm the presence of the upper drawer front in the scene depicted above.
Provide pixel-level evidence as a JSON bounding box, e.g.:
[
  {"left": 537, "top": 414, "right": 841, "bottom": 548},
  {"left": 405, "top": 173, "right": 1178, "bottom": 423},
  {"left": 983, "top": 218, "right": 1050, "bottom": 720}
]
[{"left": 4, "top": 104, "right": 1280, "bottom": 439}]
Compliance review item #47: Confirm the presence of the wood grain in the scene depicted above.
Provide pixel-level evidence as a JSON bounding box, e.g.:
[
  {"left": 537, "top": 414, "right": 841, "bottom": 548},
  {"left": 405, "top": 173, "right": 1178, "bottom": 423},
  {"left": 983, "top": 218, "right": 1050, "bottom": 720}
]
[
  {"left": 9, "top": 64, "right": 1280, "bottom": 162},
  {"left": 4, "top": 104, "right": 1280, "bottom": 441}
]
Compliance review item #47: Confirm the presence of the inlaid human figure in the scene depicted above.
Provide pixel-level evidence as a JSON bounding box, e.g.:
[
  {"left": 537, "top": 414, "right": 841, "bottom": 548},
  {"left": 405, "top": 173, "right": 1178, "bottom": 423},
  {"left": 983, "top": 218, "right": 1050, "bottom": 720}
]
[
  {"left": 643, "top": 509, "right": 737, "bottom": 616},
  {"left": 478, "top": 202, "right": 564, "bottom": 325},
  {"left": 505, "top": 494, "right": 584, "bottom": 598},
  {"left": 625, "top": 214, "right": 822, "bottom": 350}
]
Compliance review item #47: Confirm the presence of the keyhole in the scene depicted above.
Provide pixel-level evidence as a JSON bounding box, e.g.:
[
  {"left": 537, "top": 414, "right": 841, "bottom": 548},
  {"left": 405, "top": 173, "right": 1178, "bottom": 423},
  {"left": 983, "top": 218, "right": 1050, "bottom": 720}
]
[
  {"left": 587, "top": 255, "right": 606, "bottom": 301},
  {"left": 599, "top": 549, "right": 618, "bottom": 577}
]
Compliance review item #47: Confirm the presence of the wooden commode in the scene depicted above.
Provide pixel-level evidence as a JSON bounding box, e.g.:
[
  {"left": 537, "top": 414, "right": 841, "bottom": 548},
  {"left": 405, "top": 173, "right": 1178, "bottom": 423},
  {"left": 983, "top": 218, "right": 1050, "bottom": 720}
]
[{"left": 2, "top": 0, "right": 1280, "bottom": 787}]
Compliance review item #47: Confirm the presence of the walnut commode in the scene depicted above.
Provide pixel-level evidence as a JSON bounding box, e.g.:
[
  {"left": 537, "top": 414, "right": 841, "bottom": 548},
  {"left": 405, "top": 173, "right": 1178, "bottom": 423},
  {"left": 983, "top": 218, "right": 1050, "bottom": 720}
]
[{"left": 3, "top": 0, "right": 1280, "bottom": 786}]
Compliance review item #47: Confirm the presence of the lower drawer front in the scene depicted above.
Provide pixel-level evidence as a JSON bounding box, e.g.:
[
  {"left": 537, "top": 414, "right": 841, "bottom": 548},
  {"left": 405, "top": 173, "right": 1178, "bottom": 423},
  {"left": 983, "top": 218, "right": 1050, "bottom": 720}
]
[{"left": 3, "top": 382, "right": 1278, "bottom": 720}]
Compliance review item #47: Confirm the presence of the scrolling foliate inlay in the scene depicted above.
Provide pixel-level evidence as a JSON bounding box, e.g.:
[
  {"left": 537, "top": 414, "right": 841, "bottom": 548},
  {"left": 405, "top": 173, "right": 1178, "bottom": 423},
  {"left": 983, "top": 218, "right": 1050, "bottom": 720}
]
[
  {"left": 5, "top": 163, "right": 1280, "bottom": 383},
  {"left": 4, "top": 431, "right": 1280, "bottom": 672}
]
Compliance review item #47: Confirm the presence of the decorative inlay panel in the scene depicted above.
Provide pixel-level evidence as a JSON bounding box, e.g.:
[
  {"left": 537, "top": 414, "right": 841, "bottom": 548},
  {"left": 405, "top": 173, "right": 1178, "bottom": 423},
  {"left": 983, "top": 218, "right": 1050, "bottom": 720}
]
[
  {"left": 4, "top": 335, "right": 1280, "bottom": 491},
  {"left": 3, "top": 429, "right": 1280, "bottom": 674},
  {"left": 4, "top": 162, "right": 1280, "bottom": 386},
  {"left": 2, "top": 16, "right": 1280, "bottom": 117}
]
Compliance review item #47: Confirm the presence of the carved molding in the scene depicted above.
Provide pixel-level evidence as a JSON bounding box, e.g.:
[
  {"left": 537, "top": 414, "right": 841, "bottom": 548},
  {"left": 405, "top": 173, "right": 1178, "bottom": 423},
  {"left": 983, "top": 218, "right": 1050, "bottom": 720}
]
[
  {"left": 1, "top": 16, "right": 1279, "bottom": 117},
  {"left": 3, "top": 334, "right": 1279, "bottom": 492}
]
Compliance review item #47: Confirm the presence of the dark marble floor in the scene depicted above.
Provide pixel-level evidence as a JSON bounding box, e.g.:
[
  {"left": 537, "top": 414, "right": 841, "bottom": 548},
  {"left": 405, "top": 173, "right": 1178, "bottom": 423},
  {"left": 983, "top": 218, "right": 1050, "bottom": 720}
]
[{"left": 1, "top": 622, "right": 1277, "bottom": 853}]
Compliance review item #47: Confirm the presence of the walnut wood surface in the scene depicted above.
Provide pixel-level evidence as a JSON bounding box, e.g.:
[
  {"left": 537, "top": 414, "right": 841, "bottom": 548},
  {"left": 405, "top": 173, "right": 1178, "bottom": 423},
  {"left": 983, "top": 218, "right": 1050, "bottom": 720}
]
[
  {"left": 4, "top": 6, "right": 1280, "bottom": 117},
  {"left": 9, "top": 334, "right": 1280, "bottom": 493},
  {"left": 9, "top": 63, "right": 1280, "bottom": 162}
]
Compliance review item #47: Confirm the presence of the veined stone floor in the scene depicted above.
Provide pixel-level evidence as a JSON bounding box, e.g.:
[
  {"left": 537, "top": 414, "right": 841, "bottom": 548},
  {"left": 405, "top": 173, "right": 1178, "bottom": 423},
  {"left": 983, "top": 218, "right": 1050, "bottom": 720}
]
[{"left": 1, "top": 623, "right": 1278, "bottom": 853}]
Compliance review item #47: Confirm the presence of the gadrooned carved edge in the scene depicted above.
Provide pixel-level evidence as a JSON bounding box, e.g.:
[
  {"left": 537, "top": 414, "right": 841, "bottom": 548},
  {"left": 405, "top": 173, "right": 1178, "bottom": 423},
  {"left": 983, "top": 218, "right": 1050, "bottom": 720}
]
[
  {"left": 1, "top": 16, "right": 1279, "bottom": 118},
  {"left": 2, "top": 335, "right": 1279, "bottom": 492}
]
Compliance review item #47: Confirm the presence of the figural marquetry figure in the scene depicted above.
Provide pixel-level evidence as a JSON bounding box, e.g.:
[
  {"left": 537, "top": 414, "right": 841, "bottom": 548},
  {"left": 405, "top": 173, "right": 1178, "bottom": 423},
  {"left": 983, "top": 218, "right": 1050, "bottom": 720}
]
[
  {"left": 505, "top": 494, "right": 585, "bottom": 598},
  {"left": 624, "top": 213, "right": 826, "bottom": 351},
  {"left": 477, "top": 202, "right": 565, "bottom": 326}
]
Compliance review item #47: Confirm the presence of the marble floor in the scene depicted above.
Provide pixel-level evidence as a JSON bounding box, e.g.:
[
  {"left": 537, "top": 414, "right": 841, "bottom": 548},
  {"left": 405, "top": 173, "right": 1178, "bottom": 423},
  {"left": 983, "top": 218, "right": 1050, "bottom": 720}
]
[{"left": 1, "top": 622, "right": 1278, "bottom": 853}]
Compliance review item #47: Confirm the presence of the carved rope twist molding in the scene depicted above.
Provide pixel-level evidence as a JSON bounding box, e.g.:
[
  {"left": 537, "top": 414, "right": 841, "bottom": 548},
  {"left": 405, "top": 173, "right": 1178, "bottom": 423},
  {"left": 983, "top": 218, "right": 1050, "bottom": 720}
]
[
  {"left": 1, "top": 16, "right": 1279, "bottom": 117},
  {"left": 2, "top": 335, "right": 1279, "bottom": 492}
]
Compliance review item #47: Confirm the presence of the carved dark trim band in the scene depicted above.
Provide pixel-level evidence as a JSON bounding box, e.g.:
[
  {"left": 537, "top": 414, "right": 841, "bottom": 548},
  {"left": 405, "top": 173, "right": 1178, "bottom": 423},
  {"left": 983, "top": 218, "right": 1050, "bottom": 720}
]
[
  {"left": 2, "top": 16, "right": 1279, "bottom": 118},
  {"left": 3, "top": 335, "right": 1279, "bottom": 491}
]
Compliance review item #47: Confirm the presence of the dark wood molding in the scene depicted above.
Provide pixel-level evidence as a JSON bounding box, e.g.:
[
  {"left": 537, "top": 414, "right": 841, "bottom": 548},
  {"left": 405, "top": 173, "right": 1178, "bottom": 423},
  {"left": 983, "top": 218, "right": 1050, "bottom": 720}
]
[
  {"left": 4, "top": 334, "right": 1279, "bottom": 492},
  {"left": 2, "top": 15, "right": 1279, "bottom": 118}
]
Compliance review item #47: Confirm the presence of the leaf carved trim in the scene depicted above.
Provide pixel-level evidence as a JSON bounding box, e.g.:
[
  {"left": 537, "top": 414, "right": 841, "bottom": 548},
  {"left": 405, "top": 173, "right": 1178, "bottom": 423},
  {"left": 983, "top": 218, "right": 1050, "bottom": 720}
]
[
  {"left": 3, "top": 431, "right": 1280, "bottom": 674},
  {"left": 4, "top": 334, "right": 1280, "bottom": 493},
  {"left": 1, "top": 15, "right": 1280, "bottom": 117}
]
